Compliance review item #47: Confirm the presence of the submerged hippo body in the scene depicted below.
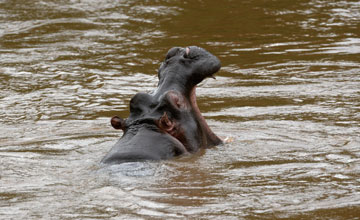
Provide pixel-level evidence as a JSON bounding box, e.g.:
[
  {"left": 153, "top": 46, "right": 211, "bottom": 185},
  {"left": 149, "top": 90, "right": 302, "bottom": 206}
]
[{"left": 101, "top": 46, "right": 222, "bottom": 164}]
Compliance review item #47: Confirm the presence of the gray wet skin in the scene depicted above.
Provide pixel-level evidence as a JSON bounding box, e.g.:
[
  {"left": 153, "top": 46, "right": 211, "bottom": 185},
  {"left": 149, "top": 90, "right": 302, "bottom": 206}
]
[{"left": 101, "top": 46, "right": 222, "bottom": 164}]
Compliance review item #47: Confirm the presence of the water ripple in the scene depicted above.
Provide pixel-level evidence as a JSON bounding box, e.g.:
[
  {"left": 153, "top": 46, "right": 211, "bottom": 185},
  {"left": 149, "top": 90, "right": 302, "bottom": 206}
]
[{"left": 1, "top": 0, "right": 360, "bottom": 219}]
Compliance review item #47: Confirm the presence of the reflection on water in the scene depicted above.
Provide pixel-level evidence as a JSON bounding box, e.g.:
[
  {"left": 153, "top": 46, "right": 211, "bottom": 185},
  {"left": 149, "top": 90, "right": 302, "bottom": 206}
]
[{"left": 1, "top": 0, "right": 359, "bottom": 219}]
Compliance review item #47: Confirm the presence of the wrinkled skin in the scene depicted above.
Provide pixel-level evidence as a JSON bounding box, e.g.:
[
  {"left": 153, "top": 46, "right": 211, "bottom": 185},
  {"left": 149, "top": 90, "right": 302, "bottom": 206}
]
[{"left": 101, "top": 46, "right": 222, "bottom": 164}]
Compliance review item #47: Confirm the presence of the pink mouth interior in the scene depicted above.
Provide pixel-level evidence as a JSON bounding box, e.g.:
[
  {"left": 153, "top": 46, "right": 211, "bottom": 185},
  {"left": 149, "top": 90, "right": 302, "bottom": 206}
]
[{"left": 189, "top": 86, "right": 221, "bottom": 146}]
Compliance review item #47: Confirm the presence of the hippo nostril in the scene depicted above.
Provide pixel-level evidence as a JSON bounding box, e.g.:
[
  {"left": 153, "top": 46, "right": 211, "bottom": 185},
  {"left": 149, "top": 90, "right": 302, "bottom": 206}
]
[{"left": 165, "top": 47, "right": 181, "bottom": 60}]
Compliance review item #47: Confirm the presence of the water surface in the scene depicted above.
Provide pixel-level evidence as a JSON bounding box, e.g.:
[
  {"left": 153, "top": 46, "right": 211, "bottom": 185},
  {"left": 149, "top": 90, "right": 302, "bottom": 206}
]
[{"left": 1, "top": 0, "right": 360, "bottom": 219}]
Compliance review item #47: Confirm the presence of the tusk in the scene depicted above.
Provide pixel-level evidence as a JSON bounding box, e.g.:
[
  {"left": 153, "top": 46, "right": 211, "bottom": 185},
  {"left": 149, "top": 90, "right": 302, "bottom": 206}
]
[{"left": 186, "top": 47, "right": 190, "bottom": 55}]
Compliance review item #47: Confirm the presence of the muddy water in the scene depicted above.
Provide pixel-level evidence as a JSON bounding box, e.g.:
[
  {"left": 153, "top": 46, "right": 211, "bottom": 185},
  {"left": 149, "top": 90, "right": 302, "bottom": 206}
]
[{"left": 1, "top": 0, "right": 360, "bottom": 219}]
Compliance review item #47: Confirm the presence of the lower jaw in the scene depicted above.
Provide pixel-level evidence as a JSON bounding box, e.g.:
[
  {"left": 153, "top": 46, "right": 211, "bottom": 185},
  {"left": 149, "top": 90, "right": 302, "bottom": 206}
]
[{"left": 189, "top": 86, "right": 223, "bottom": 147}]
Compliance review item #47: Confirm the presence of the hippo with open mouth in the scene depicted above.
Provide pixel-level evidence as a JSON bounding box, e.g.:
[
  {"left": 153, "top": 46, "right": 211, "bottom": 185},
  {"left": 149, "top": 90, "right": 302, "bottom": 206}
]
[{"left": 101, "top": 46, "right": 222, "bottom": 164}]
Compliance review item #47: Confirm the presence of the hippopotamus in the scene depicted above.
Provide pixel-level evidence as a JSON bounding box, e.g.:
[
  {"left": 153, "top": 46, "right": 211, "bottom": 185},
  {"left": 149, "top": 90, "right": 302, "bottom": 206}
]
[{"left": 101, "top": 46, "right": 222, "bottom": 164}]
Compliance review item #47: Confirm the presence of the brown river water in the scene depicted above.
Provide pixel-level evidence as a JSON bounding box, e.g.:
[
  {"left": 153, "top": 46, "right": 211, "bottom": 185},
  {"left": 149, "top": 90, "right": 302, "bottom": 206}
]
[{"left": 1, "top": 0, "right": 360, "bottom": 219}]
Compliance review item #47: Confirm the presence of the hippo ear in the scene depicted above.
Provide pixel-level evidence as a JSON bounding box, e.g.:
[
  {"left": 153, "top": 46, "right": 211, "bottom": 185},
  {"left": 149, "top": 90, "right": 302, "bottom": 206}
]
[
  {"left": 111, "top": 116, "right": 126, "bottom": 131},
  {"left": 166, "top": 91, "right": 188, "bottom": 111}
]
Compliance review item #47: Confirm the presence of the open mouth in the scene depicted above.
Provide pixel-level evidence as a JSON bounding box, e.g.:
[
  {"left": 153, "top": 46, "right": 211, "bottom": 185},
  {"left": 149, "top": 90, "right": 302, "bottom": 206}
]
[{"left": 102, "top": 46, "right": 222, "bottom": 164}]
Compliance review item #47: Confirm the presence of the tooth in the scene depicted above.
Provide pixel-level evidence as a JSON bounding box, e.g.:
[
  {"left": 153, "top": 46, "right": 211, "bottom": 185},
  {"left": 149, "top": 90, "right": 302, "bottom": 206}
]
[{"left": 186, "top": 47, "right": 190, "bottom": 55}]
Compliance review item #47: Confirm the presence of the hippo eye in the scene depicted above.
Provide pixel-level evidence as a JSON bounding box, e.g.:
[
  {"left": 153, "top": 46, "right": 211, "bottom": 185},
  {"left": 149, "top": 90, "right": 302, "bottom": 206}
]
[
  {"left": 165, "top": 47, "right": 181, "bottom": 60},
  {"left": 129, "top": 92, "right": 153, "bottom": 116}
]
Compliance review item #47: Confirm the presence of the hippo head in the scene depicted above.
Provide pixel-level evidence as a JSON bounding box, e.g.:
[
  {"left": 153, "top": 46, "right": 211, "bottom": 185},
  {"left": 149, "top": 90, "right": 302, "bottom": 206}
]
[{"left": 101, "top": 46, "right": 222, "bottom": 164}]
